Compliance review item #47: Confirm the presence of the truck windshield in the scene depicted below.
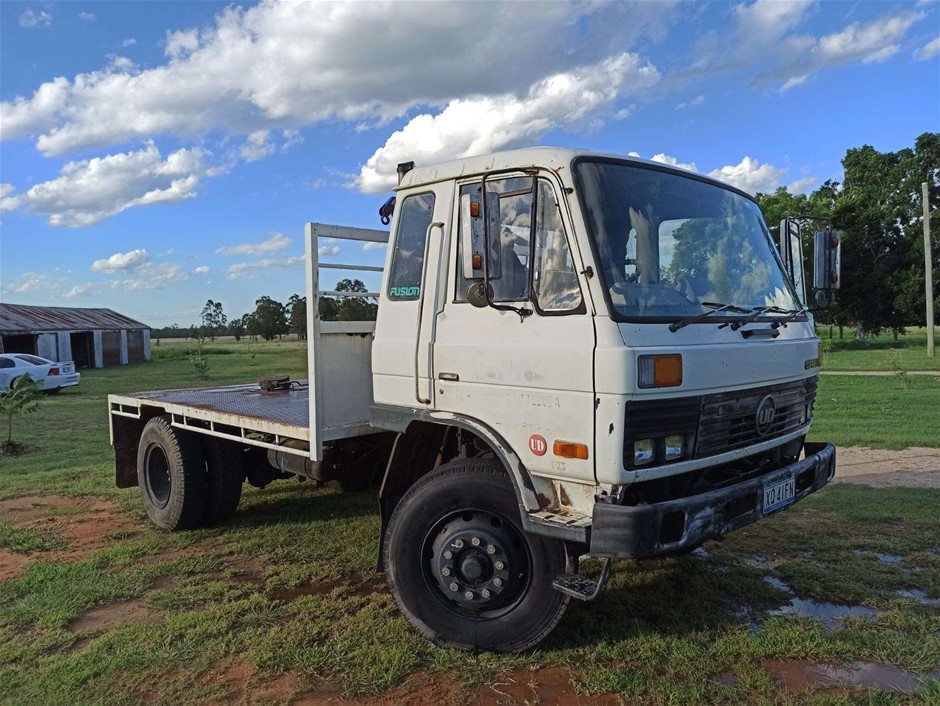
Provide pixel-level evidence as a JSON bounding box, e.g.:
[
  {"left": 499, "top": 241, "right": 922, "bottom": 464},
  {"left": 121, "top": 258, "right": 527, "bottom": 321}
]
[{"left": 575, "top": 159, "right": 801, "bottom": 322}]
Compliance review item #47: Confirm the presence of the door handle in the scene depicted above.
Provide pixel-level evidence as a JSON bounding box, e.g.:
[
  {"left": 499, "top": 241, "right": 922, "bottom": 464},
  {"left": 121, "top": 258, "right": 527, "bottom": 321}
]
[{"left": 438, "top": 372, "right": 459, "bottom": 381}]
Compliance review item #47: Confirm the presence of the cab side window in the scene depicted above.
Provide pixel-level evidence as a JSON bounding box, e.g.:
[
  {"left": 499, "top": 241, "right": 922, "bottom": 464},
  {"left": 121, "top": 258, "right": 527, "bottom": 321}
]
[
  {"left": 532, "top": 181, "right": 583, "bottom": 312},
  {"left": 387, "top": 192, "right": 435, "bottom": 301}
]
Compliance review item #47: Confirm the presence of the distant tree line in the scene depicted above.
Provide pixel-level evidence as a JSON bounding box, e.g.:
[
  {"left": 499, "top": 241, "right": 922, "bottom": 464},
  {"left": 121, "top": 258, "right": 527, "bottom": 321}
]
[
  {"left": 150, "top": 279, "right": 378, "bottom": 342},
  {"left": 757, "top": 132, "right": 938, "bottom": 338}
]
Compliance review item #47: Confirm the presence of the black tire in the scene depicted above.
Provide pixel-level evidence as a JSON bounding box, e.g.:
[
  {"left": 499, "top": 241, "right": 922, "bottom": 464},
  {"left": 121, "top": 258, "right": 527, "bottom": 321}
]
[
  {"left": 45, "top": 387, "right": 61, "bottom": 395},
  {"left": 137, "top": 416, "right": 207, "bottom": 530},
  {"left": 383, "top": 458, "right": 569, "bottom": 653},
  {"left": 203, "top": 439, "right": 243, "bottom": 523}
]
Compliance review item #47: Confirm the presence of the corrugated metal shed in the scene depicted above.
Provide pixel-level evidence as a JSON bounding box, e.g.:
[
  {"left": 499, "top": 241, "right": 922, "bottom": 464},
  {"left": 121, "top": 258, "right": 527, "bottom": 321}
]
[{"left": 0, "top": 303, "right": 149, "bottom": 333}]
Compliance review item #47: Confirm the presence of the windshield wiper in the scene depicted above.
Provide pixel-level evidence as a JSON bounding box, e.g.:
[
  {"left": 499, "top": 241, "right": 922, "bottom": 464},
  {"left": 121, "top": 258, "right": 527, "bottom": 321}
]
[
  {"left": 724, "top": 306, "right": 791, "bottom": 331},
  {"left": 669, "top": 301, "right": 753, "bottom": 332},
  {"left": 770, "top": 307, "right": 809, "bottom": 329}
]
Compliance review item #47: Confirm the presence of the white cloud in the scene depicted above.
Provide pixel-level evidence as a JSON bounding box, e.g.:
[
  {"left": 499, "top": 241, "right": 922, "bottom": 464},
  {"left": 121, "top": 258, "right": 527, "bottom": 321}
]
[
  {"left": 110, "top": 262, "right": 189, "bottom": 291},
  {"left": 650, "top": 153, "right": 698, "bottom": 172},
  {"left": 281, "top": 129, "right": 303, "bottom": 152},
  {"left": 788, "top": 175, "right": 818, "bottom": 194},
  {"left": 109, "top": 55, "right": 136, "bottom": 71},
  {"left": 227, "top": 256, "right": 305, "bottom": 280},
  {"left": 4, "top": 142, "right": 211, "bottom": 227},
  {"left": 355, "top": 52, "right": 660, "bottom": 192},
  {"left": 192, "top": 265, "right": 210, "bottom": 274},
  {"left": 216, "top": 232, "right": 291, "bottom": 256},
  {"left": 0, "top": 183, "right": 20, "bottom": 211},
  {"left": 91, "top": 249, "right": 149, "bottom": 273},
  {"left": 319, "top": 245, "right": 340, "bottom": 257},
  {"left": 240, "top": 130, "right": 275, "bottom": 162},
  {"left": 0, "top": 1, "right": 674, "bottom": 156},
  {"left": 915, "top": 36, "right": 940, "bottom": 60},
  {"left": 19, "top": 9, "right": 52, "bottom": 29},
  {"left": 122, "top": 38, "right": 137, "bottom": 48},
  {"left": 64, "top": 284, "right": 94, "bottom": 298},
  {"left": 2, "top": 272, "right": 52, "bottom": 294},
  {"left": 676, "top": 94, "right": 705, "bottom": 109},
  {"left": 78, "top": 12, "right": 96, "bottom": 22},
  {"left": 362, "top": 242, "right": 386, "bottom": 252},
  {"left": 707, "top": 156, "right": 787, "bottom": 195}
]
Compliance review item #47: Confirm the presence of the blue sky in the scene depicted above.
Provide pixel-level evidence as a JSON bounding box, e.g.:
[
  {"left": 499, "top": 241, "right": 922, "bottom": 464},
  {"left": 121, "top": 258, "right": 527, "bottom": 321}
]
[{"left": 1, "top": 0, "right": 938, "bottom": 327}]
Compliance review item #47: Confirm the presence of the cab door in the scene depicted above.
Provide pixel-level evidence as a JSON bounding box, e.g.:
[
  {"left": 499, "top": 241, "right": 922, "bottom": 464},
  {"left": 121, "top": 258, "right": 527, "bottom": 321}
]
[
  {"left": 372, "top": 181, "right": 454, "bottom": 408},
  {"left": 432, "top": 174, "right": 597, "bottom": 485}
]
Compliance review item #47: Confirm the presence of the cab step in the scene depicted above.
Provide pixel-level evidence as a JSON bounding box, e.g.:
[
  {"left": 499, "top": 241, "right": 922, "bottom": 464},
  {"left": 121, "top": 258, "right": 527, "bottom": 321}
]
[{"left": 552, "top": 558, "right": 612, "bottom": 601}]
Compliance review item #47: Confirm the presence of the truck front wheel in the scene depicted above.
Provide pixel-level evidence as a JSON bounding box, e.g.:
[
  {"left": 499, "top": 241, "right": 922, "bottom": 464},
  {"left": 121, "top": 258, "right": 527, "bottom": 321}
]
[
  {"left": 137, "top": 416, "right": 207, "bottom": 530},
  {"left": 383, "top": 459, "right": 569, "bottom": 652}
]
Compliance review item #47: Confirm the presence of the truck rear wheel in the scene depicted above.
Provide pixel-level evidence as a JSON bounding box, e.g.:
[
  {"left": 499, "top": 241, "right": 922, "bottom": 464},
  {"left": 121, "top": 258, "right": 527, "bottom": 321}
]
[
  {"left": 203, "top": 439, "right": 243, "bottom": 523},
  {"left": 383, "top": 459, "right": 569, "bottom": 652},
  {"left": 137, "top": 416, "right": 207, "bottom": 531}
]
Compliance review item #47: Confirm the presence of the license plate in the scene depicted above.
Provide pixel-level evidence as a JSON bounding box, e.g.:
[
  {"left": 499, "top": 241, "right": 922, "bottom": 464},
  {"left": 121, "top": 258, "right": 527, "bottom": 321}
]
[{"left": 763, "top": 477, "right": 795, "bottom": 515}]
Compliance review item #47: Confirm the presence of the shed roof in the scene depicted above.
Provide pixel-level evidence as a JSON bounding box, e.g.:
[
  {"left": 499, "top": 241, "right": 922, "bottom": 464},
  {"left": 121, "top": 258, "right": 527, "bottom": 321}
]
[{"left": 0, "top": 303, "right": 149, "bottom": 333}]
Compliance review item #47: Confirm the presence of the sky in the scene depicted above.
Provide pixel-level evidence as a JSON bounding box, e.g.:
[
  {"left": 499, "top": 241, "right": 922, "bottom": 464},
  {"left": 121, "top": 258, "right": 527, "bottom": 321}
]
[{"left": 1, "top": 0, "right": 938, "bottom": 327}]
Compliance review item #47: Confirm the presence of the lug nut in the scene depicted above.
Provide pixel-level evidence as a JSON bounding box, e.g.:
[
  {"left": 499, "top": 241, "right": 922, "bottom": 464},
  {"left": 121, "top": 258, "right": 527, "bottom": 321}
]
[
  {"left": 471, "top": 537, "right": 481, "bottom": 547},
  {"left": 493, "top": 577, "right": 503, "bottom": 587},
  {"left": 441, "top": 567, "right": 451, "bottom": 576},
  {"left": 450, "top": 582, "right": 459, "bottom": 592},
  {"left": 481, "top": 588, "right": 491, "bottom": 598},
  {"left": 495, "top": 561, "right": 505, "bottom": 570},
  {"left": 464, "top": 591, "right": 474, "bottom": 600},
  {"left": 454, "top": 539, "right": 464, "bottom": 549},
  {"left": 443, "top": 550, "right": 453, "bottom": 560},
  {"left": 486, "top": 544, "right": 496, "bottom": 555}
]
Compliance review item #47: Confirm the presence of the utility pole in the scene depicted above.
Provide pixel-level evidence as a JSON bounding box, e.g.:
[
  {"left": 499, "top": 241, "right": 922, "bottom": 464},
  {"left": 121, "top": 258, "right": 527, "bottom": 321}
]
[{"left": 924, "top": 182, "right": 935, "bottom": 357}]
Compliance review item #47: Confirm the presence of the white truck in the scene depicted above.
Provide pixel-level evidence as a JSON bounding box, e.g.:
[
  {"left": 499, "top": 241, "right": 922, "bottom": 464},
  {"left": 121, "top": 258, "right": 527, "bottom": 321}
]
[{"left": 109, "top": 147, "right": 840, "bottom": 652}]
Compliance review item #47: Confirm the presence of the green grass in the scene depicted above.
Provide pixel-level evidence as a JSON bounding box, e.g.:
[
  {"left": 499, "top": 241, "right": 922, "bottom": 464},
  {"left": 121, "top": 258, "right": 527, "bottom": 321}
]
[
  {"left": 819, "top": 326, "right": 940, "bottom": 372},
  {"left": 0, "top": 338, "right": 937, "bottom": 704},
  {"left": 809, "top": 374, "right": 940, "bottom": 449}
]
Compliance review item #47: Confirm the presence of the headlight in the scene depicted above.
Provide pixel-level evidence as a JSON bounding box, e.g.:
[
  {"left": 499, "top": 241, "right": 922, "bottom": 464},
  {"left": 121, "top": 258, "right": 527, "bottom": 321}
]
[
  {"left": 664, "top": 435, "right": 684, "bottom": 460},
  {"left": 633, "top": 438, "right": 654, "bottom": 465}
]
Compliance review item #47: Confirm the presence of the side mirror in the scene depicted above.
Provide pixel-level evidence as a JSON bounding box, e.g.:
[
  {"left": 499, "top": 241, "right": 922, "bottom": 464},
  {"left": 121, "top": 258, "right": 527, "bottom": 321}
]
[
  {"left": 814, "top": 230, "right": 841, "bottom": 300},
  {"left": 460, "top": 192, "right": 501, "bottom": 280}
]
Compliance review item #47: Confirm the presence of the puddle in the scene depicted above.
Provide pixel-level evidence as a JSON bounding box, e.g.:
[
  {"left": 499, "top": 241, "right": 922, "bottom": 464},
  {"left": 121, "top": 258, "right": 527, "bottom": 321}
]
[
  {"left": 691, "top": 547, "right": 711, "bottom": 559},
  {"left": 766, "top": 660, "right": 924, "bottom": 693},
  {"left": 711, "top": 671, "right": 738, "bottom": 687},
  {"left": 894, "top": 588, "right": 940, "bottom": 607},
  {"left": 854, "top": 549, "right": 903, "bottom": 564},
  {"left": 770, "top": 598, "right": 879, "bottom": 628},
  {"left": 743, "top": 555, "right": 772, "bottom": 570},
  {"left": 762, "top": 575, "right": 793, "bottom": 593}
]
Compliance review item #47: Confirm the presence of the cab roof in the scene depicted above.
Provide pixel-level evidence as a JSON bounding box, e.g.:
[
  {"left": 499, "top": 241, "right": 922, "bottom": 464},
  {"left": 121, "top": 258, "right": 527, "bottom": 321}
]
[{"left": 396, "top": 146, "right": 756, "bottom": 202}]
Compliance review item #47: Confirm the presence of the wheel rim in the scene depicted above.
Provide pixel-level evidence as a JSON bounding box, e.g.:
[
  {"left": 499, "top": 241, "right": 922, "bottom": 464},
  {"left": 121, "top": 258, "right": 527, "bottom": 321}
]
[
  {"left": 422, "top": 509, "right": 532, "bottom": 619},
  {"left": 144, "top": 444, "right": 172, "bottom": 508}
]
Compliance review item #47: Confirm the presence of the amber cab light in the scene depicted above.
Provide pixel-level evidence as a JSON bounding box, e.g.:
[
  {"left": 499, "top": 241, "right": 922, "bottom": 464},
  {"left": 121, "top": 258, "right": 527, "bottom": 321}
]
[
  {"left": 553, "top": 440, "right": 589, "bottom": 460},
  {"left": 638, "top": 354, "right": 682, "bottom": 388}
]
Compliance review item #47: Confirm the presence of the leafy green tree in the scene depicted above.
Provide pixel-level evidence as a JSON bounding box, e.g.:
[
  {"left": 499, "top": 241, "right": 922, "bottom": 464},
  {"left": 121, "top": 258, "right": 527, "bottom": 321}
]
[
  {"left": 288, "top": 294, "right": 307, "bottom": 339},
  {"left": 335, "top": 278, "right": 378, "bottom": 321},
  {"left": 200, "top": 299, "right": 227, "bottom": 340},
  {"left": 249, "top": 296, "right": 288, "bottom": 340},
  {"left": 1, "top": 375, "right": 42, "bottom": 445}
]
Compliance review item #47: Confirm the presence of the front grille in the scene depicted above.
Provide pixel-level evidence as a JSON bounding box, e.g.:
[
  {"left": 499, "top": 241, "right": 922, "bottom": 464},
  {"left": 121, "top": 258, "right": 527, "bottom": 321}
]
[{"left": 623, "top": 378, "right": 817, "bottom": 468}]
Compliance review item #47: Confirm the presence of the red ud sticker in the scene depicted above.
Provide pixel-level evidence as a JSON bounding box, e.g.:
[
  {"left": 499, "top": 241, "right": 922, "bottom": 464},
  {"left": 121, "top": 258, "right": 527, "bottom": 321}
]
[{"left": 528, "top": 434, "right": 548, "bottom": 456}]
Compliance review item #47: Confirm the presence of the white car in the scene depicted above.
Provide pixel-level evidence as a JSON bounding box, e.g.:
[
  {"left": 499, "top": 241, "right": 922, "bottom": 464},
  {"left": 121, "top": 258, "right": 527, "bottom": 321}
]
[{"left": 0, "top": 353, "right": 81, "bottom": 393}]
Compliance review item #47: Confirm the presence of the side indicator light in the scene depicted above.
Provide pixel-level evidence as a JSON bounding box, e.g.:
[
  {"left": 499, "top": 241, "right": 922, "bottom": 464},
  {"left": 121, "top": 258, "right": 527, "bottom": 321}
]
[
  {"left": 553, "top": 440, "right": 589, "bottom": 460},
  {"left": 638, "top": 354, "right": 682, "bottom": 388}
]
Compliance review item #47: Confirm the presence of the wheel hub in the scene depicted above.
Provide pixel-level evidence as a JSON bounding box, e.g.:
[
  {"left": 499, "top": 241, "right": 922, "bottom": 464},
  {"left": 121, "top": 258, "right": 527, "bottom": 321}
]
[{"left": 428, "top": 510, "right": 528, "bottom": 612}]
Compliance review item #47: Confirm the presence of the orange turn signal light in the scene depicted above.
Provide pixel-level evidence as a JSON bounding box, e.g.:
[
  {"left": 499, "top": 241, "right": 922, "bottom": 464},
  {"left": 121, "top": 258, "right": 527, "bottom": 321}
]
[
  {"left": 469, "top": 201, "right": 481, "bottom": 218},
  {"left": 638, "top": 354, "right": 682, "bottom": 388},
  {"left": 472, "top": 252, "right": 483, "bottom": 270},
  {"left": 553, "top": 440, "right": 589, "bottom": 460}
]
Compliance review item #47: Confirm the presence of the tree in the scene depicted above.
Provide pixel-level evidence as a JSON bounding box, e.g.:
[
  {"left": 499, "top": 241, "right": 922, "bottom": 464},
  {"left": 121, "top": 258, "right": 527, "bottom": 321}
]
[
  {"left": 335, "top": 278, "right": 378, "bottom": 321},
  {"left": 287, "top": 294, "right": 307, "bottom": 339},
  {"left": 200, "top": 299, "right": 227, "bottom": 341},
  {"left": 1, "top": 375, "right": 42, "bottom": 446},
  {"left": 250, "top": 296, "right": 288, "bottom": 340}
]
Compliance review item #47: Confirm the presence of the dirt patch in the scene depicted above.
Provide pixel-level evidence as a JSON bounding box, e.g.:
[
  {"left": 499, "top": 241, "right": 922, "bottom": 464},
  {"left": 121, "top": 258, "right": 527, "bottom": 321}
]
[
  {"left": 294, "top": 672, "right": 459, "bottom": 706},
  {"left": 268, "top": 574, "right": 385, "bottom": 603},
  {"left": 477, "top": 668, "right": 620, "bottom": 706},
  {"left": 69, "top": 598, "right": 159, "bottom": 633},
  {"left": 0, "top": 495, "right": 140, "bottom": 581},
  {"left": 0, "top": 441, "right": 40, "bottom": 458},
  {"left": 766, "top": 660, "right": 924, "bottom": 694},
  {"left": 833, "top": 447, "right": 940, "bottom": 489}
]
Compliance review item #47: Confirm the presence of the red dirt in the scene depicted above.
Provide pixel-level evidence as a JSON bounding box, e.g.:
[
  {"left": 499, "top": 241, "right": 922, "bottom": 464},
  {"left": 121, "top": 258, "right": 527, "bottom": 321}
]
[
  {"left": 293, "top": 672, "right": 460, "bottom": 706},
  {"left": 766, "top": 660, "right": 924, "bottom": 694},
  {"left": 268, "top": 574, "right": 386, "bottom": 603},
  {"left": 69, "top": 598, "right": 160, "bottom": 633},
  {"left": 0, "top": 495, "right": 140, "bottom": 580},
  {"left": 477, "top": 668, "right": 620, "bottom": 706}
]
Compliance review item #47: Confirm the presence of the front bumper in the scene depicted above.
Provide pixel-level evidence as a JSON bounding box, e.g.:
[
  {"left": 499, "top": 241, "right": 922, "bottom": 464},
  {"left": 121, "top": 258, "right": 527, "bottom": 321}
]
[{"left": 591, "top": 442, "right": 836, "bottom": 559}]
